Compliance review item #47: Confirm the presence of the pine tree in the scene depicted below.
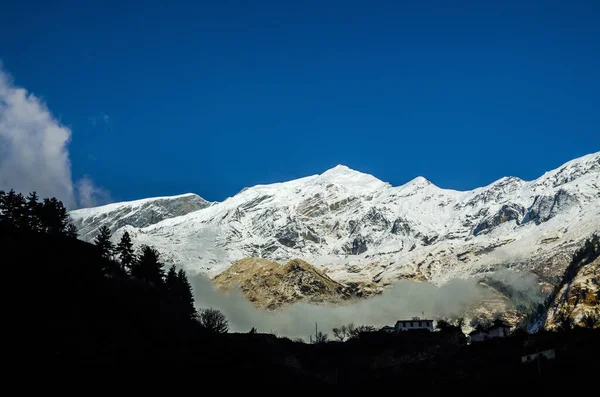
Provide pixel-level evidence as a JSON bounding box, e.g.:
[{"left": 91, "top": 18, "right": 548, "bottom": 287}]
[
  {"left": 165, "top": 265, "right": 178, "bottom": 293},
  {"left": 164, "top": 265, "right": 196, "bottom": 321},
  {"left": 94, "top": 225, "right": 114, "bottom": 259},
  {"left": 0, "top": 190, "right": 6, "bottom": 224},
  {"left": 65, "top": 223, "right": 78, "bottom": 239},
  {"left": 1, "top": 190, "right": 26, "bottom": 227},
  {"left": 40, "top": 197, "right": 69, "bottom": 234},
  {"left": 14, "top": 192, "right": 27, "bottom": 229},
  {"left": 176, "top": 268, "right": 196, "bottom": 320},
  {"left": 133, "top": 245, "right": 164, "bottom": 285},
  {"left": 116, "top": 231, "right": 135, "bottom": 273},
  {"left": 26, "top": 192, "right": 42, "bottom": 232}
]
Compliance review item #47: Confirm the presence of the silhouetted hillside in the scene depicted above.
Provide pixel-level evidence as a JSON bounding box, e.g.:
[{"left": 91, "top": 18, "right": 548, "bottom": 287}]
[{"left": 3, "top": 207, "right": 599, "bottom": 386}]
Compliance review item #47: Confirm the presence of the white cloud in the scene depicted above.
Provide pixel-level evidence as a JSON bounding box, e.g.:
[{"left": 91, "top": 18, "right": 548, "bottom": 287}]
[
  {"left": 0, "top": 62, "right": 108, "bottom": 209},
  {"left": 76, "top": 175, "right": 111, "bottom": 208}
]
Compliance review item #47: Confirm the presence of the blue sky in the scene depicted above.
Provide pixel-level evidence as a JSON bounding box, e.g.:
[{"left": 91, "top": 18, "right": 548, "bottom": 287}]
[{"left": 1, "top": 0, "right": 599, "bottom": 204}]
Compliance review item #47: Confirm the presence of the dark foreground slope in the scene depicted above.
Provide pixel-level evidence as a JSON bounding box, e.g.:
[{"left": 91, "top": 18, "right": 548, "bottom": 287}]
[{"left": 4, "top": 224, "right": 599, "bottom": 387}]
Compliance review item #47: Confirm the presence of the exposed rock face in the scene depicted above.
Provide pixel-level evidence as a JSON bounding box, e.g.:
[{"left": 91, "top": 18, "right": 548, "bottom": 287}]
[
  {"left": 70, "top": 193, "right": 211, "bottom": 241},
  {"left": 523, "top": 189, "right": 580, "bottom": 225},
  {"left": 213, "top": 258, "right": 372, "bottom": 310},
  {"left": 70, "top": 153, "right": 600, "bottom": 301},
  {"left": 473, "top": 203, "right": 526, "bottom": 236},
  {"left": 545, "top": 237, "right": 600, "bottom": 330}
]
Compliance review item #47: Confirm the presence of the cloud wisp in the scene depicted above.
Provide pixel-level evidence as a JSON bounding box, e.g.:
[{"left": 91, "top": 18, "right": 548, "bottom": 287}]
[
  {"left": 0, "top": 62, "right": 108, "bottom": 208},
  {"left": 89, "top": 113, "right": 109, "bottom": 127},
  {"left": 77, "top": 175, "right": 112, "bottom": 208}
]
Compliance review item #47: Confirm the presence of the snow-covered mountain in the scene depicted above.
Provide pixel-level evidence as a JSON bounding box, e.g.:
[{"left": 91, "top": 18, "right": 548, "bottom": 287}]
[
  {"left": 70, "top": 152, "right": 600, "bottom": 290},
  {"left": 72, "top": 193, "right": 212, "bottom": 241}
]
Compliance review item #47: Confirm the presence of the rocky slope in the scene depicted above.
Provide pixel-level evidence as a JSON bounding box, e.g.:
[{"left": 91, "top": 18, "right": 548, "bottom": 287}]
[
  {"left": 70, "top": 152, "right": 600, "bottom": 304},
  {"left": 213, "top": 258, "right": 378, "bottom": 309},
  {"left": 545, "top": 236, "right": 600, "bottom": 329}
]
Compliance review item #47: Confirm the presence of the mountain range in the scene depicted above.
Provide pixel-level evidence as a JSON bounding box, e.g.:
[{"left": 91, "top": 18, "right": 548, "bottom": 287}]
[{"left": 70, "top": 152, "right": 600, "bottom": 310}]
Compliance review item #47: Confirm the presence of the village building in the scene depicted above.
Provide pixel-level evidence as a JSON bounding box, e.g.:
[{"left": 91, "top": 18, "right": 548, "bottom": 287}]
[
  {"left": 394, "top": 319, "right": 434, "bottom": 332},
  {"left": 521, "top": 349, "right": 556, "bottom": 363},
  {"left": 469, "top": 319, "right": 510, "bottom": 342}
]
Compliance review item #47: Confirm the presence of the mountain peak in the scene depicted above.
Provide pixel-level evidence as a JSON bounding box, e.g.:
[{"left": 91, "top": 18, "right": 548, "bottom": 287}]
[
  {"left": 408, "top": 176, "right": 431, "bottom": 185},
  {"left": 400, "top": 176, "right": 433, "bottom": 190},
  {"left": 318, "top": 164, "right": 387, "bottom": 189},
  {"left": 320, "top": 164, "right": 356, "bottom": 176}
]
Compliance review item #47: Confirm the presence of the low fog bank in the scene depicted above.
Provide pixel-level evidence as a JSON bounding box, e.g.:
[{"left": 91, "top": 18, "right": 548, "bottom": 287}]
[
  {"left": 482, "top": 270, "right": 546, "bottom": 312},
  {"left": 190, "top": 271, "right": 545, "bottom": 339}
]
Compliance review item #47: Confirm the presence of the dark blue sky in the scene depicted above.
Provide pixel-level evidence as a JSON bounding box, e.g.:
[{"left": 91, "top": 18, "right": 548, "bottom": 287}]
[{"left": 1, "top": 0, "right": 599, "bottom": 202}]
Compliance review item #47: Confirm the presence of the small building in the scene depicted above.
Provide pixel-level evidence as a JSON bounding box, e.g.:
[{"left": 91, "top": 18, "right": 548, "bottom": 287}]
[
  {"left": 395, "top": 319, "right": 434, "bottom": 332},
  {"left": 521, "top": 349, "right": 556, "bottom": 364},
  {"left": 380, "top": 325, "right": 396, "bottom": 334},
  {"left": 469, "top": 319, "right": 510, "bottom": 343}
]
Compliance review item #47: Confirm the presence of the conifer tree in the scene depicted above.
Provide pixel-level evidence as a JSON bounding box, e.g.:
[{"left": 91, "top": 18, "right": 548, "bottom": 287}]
[
  {"left": 65, "top": 223, "right": 78, "bottom": 239},
  {"left": 14, "top": 192, "right": 27, "bottom": 228},
  {"left": 165, "top": 265, "right": 178, "bottom": 292},
  {"left": 177, "top": 268, "right": 196, "bottom": 320},
  {"left": 94, "top": 225, "right": 114, "bottom": 259},
  {"left": 0, "top": 190, "right": 6, "bottom": 224},
  {"left": 116, "top": 231, "right": 135, "bottom": 273},
  {"left": 40, "top": 197, "right": 69, "bottom": 234},
  {"left": 26, "top": 192, "right": 42, "bottom": 232},
  {"left": 133, "top": 245, "right": 164, "bottom": 285},
  {"left": 1, "top": 190, "right": 26, "bottom": 227},
  {"left": 164, "top": 265, "right": 197, "bottom": 320}
]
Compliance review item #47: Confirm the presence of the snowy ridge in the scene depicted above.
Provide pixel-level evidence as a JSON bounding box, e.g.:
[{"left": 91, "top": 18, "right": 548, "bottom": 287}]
[
  {"left": 70, "top": 152, "right": 600, "bottom": 288},
  {"left": 70, "top": 193, "right": 212, "bottom": 241}
]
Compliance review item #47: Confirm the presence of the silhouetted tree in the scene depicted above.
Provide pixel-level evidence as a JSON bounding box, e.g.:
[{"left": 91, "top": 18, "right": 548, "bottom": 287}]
[
  {"left": 116, "top": 231, "right": 134, "bottom": 272},
  {"left": 165, "top": 265, "right": 178, "bottom": 290},
  {"left": 94, "top": 225, "right": 114, "bottom": 259},
  {"left": 350, "top": 325, "right": 376, "bottom": 339},
  {"left": 164, "top": 265, "right": 197, "bottom": 321},
  {"left": 314, "top": 331, "right": 329, "bottom": 344},
  {"left": 332, "top": 324, "right": 354, "bottom": 341},
  {"left": 65, "top": 223, "right": 78, "bottom": 239},
  {"left": 15, "top": 192, "right": 28, "bottom": 228},
  {"left": 332, "top": 327, "right": 345, "bottom": 341},
  {"left": 133, "top": 245, "right": 164, "bottom": 285},
  {"left": 176, "top": 268, "right": 196, "bottom": 319},
  {"left": 0, "top": 190, "right": 6, "bottom": 225},
  {"left": 40, "top": 197, "right": 69, "bottom": 234},
  {"left": 26, "top": 192, "right": 42, "bottom": 232},
  {"left": 248, "top": 327, "right": 257, "bottom": 334},
  {"left": 436, "top": 318, "right": 452, "bottom": 331},
  {"left": 198, "top": 308, "right": 229, "bottom": 334},
  {"left": 0, "top": 190, "right": 26, "bottom": 227}
]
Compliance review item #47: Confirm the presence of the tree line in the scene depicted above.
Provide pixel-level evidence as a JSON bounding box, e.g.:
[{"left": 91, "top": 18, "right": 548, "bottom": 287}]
[
  {"left": 1, "top": 189, "right": 228, "bottom": 334},
  {"left": 0, "top": 189, "right": 77, "bottom": 237},
  {"left": 93, "top": 225, "right": 228, "bottom": 332}
]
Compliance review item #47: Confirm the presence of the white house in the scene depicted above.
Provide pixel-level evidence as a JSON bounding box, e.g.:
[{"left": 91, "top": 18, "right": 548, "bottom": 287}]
[
  {"left": 521, "top": 349, "right": 556, "bottom": 363},
  {"left": 395, "top": 319, "right": 434, "bottom": 332},
  {"left": 469, "top": 319, "right": 510, "bottom": 342}
]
